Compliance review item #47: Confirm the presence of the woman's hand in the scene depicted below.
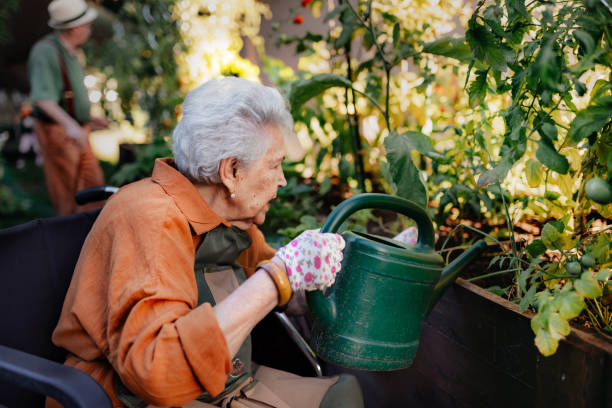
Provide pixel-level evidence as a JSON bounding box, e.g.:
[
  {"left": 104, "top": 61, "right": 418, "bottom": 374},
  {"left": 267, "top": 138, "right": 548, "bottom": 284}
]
[
  {"left": 275, "top": 229, "right": 345, "bottom": 292},
  {"left": 393, "top": 226, "right": 418, "bottom": 245}
]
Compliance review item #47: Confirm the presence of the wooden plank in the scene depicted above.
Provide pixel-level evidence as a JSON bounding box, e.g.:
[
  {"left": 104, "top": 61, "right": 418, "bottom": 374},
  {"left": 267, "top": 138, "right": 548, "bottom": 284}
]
[{"left": 325, "top": 279, "right": 612, "bottom": 408}]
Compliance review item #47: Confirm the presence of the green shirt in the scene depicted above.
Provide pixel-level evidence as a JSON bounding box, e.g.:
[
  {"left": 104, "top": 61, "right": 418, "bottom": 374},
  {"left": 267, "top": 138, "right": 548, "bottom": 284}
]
[{"left": 27, "top": 32, "right": 91, "bottom": 124}]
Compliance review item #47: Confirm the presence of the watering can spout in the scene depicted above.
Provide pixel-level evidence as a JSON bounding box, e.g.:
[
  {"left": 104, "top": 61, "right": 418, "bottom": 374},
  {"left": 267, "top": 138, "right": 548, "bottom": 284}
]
[{"left": 426, "top": 239, "right": 487, "bottom": 315}]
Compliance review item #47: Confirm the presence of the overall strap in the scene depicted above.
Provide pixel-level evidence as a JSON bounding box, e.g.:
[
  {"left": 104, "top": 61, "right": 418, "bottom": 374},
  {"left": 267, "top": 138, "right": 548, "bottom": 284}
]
[{"left": 51, "top": 41, "right": 76, "bottom": 119}]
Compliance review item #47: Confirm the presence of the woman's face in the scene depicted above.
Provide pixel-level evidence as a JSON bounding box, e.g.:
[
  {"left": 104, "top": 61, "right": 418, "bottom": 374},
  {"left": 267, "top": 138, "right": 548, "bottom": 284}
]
[{"left": 231, "top": 124, "right": 287, "bottom": 229}]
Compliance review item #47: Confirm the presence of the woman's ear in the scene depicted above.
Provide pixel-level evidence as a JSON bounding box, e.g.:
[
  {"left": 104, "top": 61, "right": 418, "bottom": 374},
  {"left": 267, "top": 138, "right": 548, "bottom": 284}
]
[{"left": 218, "top": 157, "right": 239, "bottom": 194}]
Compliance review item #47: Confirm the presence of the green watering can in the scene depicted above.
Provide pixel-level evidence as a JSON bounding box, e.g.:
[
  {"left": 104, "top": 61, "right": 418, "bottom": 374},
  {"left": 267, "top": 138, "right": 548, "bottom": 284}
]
[{"left": 307, "top": 193, "right": 486, "bottom": 371}]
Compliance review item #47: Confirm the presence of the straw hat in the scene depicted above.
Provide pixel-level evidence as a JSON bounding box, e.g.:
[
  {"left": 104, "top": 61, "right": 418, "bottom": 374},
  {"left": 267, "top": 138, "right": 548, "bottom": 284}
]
[{"left": 48, "top": 0, "right": 98, "bottom": 29}]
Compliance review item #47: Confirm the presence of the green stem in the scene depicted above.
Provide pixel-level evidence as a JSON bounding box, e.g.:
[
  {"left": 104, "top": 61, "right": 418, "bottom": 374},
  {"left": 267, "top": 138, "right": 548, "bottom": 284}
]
[
  {"left": 352, "top": 88, "right": 389, "bottom": 128},
  {"left": 467, "top": 268, "right": 522, "bottom": 282},
  {"left": 343, "top": 41, "right": 366, "bottom": 191}
]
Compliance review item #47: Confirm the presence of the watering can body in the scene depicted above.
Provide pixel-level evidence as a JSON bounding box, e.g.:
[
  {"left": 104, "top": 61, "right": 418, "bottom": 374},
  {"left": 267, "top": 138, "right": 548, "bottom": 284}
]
[{"left": 307, "top": 194, "right": 486, "bottom": 371}]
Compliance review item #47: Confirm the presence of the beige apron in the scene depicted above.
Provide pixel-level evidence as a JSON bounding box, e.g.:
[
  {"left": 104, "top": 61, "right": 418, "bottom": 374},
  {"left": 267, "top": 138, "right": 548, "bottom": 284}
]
[{"left": 118, "top": 225, "right": 339, "bottom": 408}]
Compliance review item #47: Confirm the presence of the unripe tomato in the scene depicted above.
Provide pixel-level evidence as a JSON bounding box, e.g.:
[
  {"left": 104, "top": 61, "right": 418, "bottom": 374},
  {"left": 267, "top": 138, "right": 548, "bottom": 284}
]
[
  {"left": 585, "top": 177, "right": 612, "bottom": 204},
  {"left": 566, "top": 261, "right": 582, "bottom": 275},
  {"left": 580, "top": 253, "right": 596, "bottom": 268}
]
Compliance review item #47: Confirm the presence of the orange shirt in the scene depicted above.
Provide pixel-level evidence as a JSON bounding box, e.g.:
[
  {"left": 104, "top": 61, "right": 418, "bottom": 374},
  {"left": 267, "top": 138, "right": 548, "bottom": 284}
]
[{"left": 49, "top": 158, "right": 276, "bottom": 407}]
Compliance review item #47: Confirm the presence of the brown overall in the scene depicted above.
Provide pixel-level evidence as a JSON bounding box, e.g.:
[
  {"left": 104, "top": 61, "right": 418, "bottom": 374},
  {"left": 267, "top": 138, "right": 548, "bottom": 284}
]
[{"left": 33, "top": 120, "right": 104, "bottom": 215}]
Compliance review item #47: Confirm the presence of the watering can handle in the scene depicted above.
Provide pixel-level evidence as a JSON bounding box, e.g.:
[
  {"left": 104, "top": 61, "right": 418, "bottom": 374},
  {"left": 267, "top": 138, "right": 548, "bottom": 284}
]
[{"left": 320, "top": 193, "right": 436, "bottom": 249}]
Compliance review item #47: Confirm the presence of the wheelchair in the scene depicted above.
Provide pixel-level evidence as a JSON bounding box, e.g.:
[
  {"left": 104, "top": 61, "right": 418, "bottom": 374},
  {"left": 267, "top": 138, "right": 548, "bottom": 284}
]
[{"left": 0, "top": 187, "right": 321, "bottom": 408}]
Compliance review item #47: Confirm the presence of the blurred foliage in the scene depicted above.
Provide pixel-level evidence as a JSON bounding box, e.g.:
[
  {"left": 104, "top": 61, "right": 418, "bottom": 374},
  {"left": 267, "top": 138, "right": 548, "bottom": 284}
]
[{"left": 0, "top": 0, "right": 19, "bottom": 45}]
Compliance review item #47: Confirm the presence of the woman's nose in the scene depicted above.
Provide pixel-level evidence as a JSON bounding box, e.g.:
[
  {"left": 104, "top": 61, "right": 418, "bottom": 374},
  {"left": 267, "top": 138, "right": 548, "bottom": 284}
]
[{"left": 278, "top": 170, "right": 287, "bottom": 188}]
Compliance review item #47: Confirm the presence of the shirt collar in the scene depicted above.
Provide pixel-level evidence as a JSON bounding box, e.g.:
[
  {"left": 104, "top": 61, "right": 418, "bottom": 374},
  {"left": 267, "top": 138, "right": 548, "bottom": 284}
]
[{"left": 151, "top": 158, "right": 230, "bottom": 235}]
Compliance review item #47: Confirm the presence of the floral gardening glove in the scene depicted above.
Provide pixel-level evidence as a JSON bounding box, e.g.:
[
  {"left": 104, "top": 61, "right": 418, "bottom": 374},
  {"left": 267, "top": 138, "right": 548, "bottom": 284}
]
[
  {"left": 275, "top": 229, "right": 345, "bottom": 291},
  {"left": 393, "top": 226, "right": 418, "bottom": 245}
]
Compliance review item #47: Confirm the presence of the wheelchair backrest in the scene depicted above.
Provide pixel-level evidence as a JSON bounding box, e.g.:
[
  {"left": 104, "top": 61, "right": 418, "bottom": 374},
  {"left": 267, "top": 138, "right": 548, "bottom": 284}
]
[{"left": 0, "top": 210, "right": 99, "bottom": 407}]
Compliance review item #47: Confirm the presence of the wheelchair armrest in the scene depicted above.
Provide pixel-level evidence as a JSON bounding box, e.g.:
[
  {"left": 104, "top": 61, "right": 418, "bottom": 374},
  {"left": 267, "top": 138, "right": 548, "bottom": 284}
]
[
  {"left": 0, "top": 345, "right": 112, "bottom": 408},
  {"left": 75, "top": 186, "right": 118, "bottom": 205}
]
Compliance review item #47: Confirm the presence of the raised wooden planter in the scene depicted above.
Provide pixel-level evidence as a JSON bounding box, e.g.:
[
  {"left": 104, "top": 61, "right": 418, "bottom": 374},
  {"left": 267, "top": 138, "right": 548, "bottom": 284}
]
[{"left": 325, "top": 278, "right": 612, "bottom": 408}]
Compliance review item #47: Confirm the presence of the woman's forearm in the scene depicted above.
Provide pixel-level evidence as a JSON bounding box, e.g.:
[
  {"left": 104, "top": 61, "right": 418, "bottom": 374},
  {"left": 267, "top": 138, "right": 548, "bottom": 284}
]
[{"left": 213, "top": 269, "right": 277, "bottom": 357}]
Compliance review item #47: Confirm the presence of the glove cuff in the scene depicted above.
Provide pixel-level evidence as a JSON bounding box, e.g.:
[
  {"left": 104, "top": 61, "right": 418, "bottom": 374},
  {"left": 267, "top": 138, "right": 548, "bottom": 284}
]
[{"left": 256, "top": 260, "right": 292, "bottom": 306}]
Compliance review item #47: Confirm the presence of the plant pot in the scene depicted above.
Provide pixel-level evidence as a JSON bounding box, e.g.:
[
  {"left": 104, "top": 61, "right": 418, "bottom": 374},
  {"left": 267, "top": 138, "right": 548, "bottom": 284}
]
[{"left": 324, "top": 278, "right": 612, "bottom": 408}]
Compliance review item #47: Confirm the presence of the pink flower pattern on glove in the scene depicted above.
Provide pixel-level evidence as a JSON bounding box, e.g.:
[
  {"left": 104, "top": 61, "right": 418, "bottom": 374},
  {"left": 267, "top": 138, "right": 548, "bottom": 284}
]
[
  {"left": 393, "top": 226, "right": 418, "bottom": 245},
  {"left": 276, "top": 229, "right": 345, "bottom": 291}
]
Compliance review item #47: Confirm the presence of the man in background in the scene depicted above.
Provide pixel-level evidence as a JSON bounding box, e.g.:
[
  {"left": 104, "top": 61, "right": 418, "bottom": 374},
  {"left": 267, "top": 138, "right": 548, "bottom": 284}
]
[{"left": 28, "top": 0, "right": 107, "bottom": 215}]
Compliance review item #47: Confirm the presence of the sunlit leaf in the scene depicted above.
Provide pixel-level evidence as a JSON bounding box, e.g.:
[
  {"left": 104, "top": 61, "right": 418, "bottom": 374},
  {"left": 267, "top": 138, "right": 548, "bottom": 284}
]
[
  {"left": 525, "top": 158, "right": 542, "bottom": 188},
  {"left": 595, "top": 269, "right": 611, "bottom": 281},
  {"left": 422, "top": 37, "right": 473, "bottom": 62},
  {"left": 556, "top": 291, "right": 585, "bottom": 320},
  {"left": 384, "top": 132, "right": 428, "bottom": 208},
  {"left": 398, "top": 131, "right": 447, "bottom": 161},
  {"left": 477, "top": 155, "right": 513, "bottom": 187},
  {"left": 548, "top": 312, "right": 571, "bottom": 339},
  {"left": 574, "top": 272, "right": 603, "bottom": 298},
  {"left": 534, "top": 329, "right": 558, "bottom": 356},
  {"left": 288, "top": 73, "right": 352, "bottom": 115}
]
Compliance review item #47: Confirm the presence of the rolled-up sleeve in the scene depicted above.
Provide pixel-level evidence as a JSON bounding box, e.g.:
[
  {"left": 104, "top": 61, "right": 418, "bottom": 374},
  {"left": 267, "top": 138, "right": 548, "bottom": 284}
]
[
  {"left": 238, "top": 226, "right": 277, "bottom": 277},
  {"left": 28, "top": 42, "right": 62, "bottom": 103}
]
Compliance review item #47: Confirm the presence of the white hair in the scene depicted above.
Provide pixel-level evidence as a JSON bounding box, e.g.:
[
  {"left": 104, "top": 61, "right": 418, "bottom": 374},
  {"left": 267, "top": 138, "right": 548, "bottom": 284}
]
[{"left": 172, "top": 77, "right": 293, "bottom": 184}]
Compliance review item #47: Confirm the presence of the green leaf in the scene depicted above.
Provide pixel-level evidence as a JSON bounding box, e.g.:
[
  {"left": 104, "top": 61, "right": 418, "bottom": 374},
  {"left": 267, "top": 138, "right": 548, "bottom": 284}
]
[
  {"left": 486, "top": 45, "right": 507, "bottom": 72},
  {"left": 539, "top": 122, "right": 558, "bottom": 142},
  {"left": 536, "top": 140, "right": 569, "bottom": 174},
  {"left": 527, "top": 240, "right": 547, "bottom": 258},
  {"left": 324, "top": 4, "right": 347, "bottom": 22},
  {"left": 335, "top": 8, "right": 357, "bottom": 49},
  {"left": 520, "top": 283, "right": 538, "bottom": 312},
  {"left": 468, "top": 69, "right": 488, "bottom": 107},
  {"left": 288, "top": 73, "right": 352, "bottom": 115},
  {"left": 556, "top": 291, "right": 585, "bottom": 320},
  {"left": 519, "top": 266, "right": 531, "bottom": 292},
  {"left": 575, "top": 272, "right": 603, "bottom": 298},
  {"left": 541, "top": 223, "right": 561, "bottom": 249},
  {"left": 466, "top": 19, "right": 495, "bottom": 62},
  {"left": 483, "top": 6, "right": 506, "bottom": 38},
  {"left": 569, "top": 106, "right": 612, "bottom": 143},
  {"left": 548, "top": 312, "right": 571, "bottom": 339},
  {"left": 573, "top": 29, "right": 595, "bottom": 55},
  {"left": 384, "top": 132, "right": 428, "bottom": 208},
  {"left": 477, "top": 155, "right": 513, "bottom": 187},
  {"left": 504, "top": 105, "right": 523, "bottom": 141},
  {"left": 540, "top": 43, "right": 562, "bottom": 91},
  {"left": 526, "top": 158, "right": 543, "bottom": 187},
  {"left": 531, "top": 311, "right": 548, "bottom": 333},
  {"left": 392, "top": 22, "right": 400, "bottom": 49},
  {"left": 534, "top": 329, "right": 559, "bottom": 356},
  {"left": 398, "top": 131, "right": 446, "bottom": 161},
  {"left": 595, "top": 269, "right": 611, "bottom": 281},
  {"left": 506, "top": 0, "right": 529, "bottom": 23},
  {"left": 422, "top": 37, "right": 472, "bottom": 62}
]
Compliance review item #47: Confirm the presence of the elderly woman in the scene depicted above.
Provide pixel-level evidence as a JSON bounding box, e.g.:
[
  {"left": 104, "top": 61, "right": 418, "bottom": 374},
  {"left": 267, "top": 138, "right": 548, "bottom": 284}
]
[{"left": 48, "top": 77, "right": 363, "bottom": 408}]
